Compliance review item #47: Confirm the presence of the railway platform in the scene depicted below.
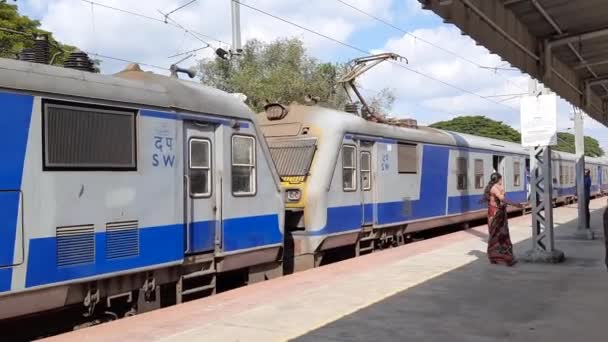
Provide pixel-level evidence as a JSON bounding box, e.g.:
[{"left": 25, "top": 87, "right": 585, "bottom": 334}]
[{"left": 45, "top": 198, "right": 608, "bottom": 342}]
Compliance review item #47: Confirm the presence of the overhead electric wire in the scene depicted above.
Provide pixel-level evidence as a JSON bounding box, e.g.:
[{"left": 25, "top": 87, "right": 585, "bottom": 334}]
[
  {"left": 79, "top": 0, "right": 229, "bottom": 47},
  {"left": 0, "top": 25, "right": 169, "bottom": 71},
  {"left": 233, "top": 0, "right": 519, "bottom": 112},
  {"left": 334, "top": 0, "right": 527, "bottom": 93},
  {"left": 163, "top": 0, "right": 198, "bottom": 20},
  {"left": 358, "top": 84, "right": 463, "bottom": 118},
  {"left": 86, "top": 52, "right": 169, "bottom": 71},
  {"left": 158, "top": 9, "right": 211, "bottom": 52},
  {"left": 168, "top": 46, "right": 209, "bottom": 58}
]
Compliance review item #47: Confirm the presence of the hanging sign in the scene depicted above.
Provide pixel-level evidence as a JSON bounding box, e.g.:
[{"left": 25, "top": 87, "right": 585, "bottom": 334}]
[{"left": 520, "top": 93, "right": 558, "bottom": 147}]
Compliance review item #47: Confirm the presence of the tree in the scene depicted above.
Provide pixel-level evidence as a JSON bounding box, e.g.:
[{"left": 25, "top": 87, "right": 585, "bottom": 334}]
[
  {"left": 430, "top": 116, "right": 522, "bottom": 143},
  {"left": 199, "top": 38, "right": 394, "bottom": 113},
  {"left": 0, "top": 2, "right": 77, "bottom": 65},
  {"left": 555, "top": 132, "right": 604, "bottom": 157},
  {"left": 367, "top": 88, "right": 396, "bottom": 117},
  {"left": 429, "top": 116, "right": 604, "bottom": 157}
]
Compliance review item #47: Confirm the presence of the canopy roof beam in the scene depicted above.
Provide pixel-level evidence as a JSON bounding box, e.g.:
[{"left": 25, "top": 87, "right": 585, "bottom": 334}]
[
  {"left": 549, "top": 27, "right": 608, "bottom": 48},
  {"left": 419, "top": 0, "right": 608, "bottom": 127}
]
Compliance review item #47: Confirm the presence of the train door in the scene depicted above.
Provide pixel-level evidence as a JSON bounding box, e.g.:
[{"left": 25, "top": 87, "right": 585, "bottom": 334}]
[
  {"left": 183, "top": 122, "right": 219, "bottom": 254},
  {"left": 525, "top": 158, "right": 531, "bottom": 200},
  {"left": 492, "top": 155, "right": 505, "bottom": 177},
  {"left": 360, "top": 141, "right": 374, "bottom": 225}
]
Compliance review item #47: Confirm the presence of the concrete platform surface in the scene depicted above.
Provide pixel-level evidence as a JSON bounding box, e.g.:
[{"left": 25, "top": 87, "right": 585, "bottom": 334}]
[{"left": 45, "top": 199, "right": 608, "bottom": 342}]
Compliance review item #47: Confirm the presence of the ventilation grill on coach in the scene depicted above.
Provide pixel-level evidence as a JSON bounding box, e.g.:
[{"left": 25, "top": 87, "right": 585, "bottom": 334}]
[
  {"left": 43, "top": 102, "right": 137, "bottom": 170},
  {"left": 56, "top": 224, "right": 95, "bottom": 267},
  {"left": 105, "top": 220, "right": 140, "bottom": 259}
]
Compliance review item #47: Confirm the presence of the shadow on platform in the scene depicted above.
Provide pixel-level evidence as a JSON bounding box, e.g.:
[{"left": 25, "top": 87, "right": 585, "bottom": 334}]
[{"left": 292, "top": 208, "right": 607, "bottom": 342}]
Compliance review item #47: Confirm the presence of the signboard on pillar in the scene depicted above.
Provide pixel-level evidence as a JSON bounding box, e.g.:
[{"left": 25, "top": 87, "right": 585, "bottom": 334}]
[{"left": 520, "top": 93, "right": 558, "bottom": 147}]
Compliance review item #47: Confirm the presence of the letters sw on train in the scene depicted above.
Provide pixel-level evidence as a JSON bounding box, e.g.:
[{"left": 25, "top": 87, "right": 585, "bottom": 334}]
[{"left": 1, "top": 56, "right": 608, "bottom": 322}]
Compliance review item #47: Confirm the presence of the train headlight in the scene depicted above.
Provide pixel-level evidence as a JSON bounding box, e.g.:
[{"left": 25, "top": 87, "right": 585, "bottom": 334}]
[
  {"left": 286, "top": 189, "right": 301, "bottom": 202},
  {"left": 264, "top": 103, "right": 288, "bottom": 120}
]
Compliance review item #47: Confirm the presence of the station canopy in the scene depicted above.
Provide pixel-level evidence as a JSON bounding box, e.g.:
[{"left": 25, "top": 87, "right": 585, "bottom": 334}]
[{"left": 420, "top": 0, "right": 608, "bottom": 127}]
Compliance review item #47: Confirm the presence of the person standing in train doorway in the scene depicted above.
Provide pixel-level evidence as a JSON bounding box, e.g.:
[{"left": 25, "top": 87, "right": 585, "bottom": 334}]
[{"left": 481, "top": 173, "right": 524, "bottom": 266}]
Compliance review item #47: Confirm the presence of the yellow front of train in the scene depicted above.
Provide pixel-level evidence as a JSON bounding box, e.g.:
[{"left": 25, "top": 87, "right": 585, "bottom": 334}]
[{"left": 257, "top": 103, "right": 321, "bottom": 230}]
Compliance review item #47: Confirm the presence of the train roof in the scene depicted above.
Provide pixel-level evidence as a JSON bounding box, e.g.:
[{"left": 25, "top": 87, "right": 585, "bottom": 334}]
[
  {"left": 261, "top": 104, "right": 608, "bottom": 164},
  {"left": 0, "top": 58, "right": 253, "bottom": 120},
  {"left": 262, "top": 104, "right": 530, "bottom": 154}
]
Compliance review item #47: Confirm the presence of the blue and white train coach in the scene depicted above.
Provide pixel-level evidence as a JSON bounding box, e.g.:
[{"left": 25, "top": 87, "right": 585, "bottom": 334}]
[
  {"left": 0, "top": 58, "right": 284, "bottom": 321},
  {"left": 259, "top": 103, "right": 606, "bottom": 271}
]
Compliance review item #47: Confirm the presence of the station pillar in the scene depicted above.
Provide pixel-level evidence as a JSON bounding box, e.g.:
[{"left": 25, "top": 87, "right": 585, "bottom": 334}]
[
  {"left": 522, "top": 80, "right": 565, "bottom": 263},
  {"left": 573, "top": 108, "right": 595, "bottom": 239}
]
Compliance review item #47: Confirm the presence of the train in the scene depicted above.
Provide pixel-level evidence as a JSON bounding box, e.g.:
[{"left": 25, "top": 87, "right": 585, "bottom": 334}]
[
  {"left": 0, "top": 56, "right": 607, "bottom": 325},
  {"left": 258, "top": 103, "right": 608, "bottom": 270},
  {"left": 0, "top": 57, "right": 285, "bottom": 323}
]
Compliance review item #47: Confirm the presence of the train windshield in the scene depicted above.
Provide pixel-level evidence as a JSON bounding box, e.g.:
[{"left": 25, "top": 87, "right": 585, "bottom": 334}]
[{"left": 267, "top": 137, "right": 317, "bottom": 183}]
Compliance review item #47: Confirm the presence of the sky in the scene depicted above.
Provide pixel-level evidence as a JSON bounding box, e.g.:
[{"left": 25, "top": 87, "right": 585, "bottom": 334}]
[{"left": 15, "top": 0, "right": 608, "bottom": 152}]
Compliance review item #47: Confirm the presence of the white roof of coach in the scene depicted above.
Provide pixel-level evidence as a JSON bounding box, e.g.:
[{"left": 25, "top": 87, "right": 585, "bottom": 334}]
[
  {"left": 279, "top": 105, "right": 454, "bottom": 145},
  {"left": 439, "top": 130, "right": 529, "bottom": 155},
  {"left": 0, "top": 58, "right": 253, "bottom": 119},
  {"left": 277, "top": 105, "right": 531, "bottom": 154},
  {"left": 263, "top": 105, "right": 608, "bottom": 165}
]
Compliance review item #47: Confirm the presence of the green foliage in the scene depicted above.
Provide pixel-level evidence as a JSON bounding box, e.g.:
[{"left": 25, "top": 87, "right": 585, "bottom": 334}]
[
  {"left": 368, "top": 88, "right": 396, "bottom": 116},
  {"left": 199, "top": 38, "right": 345, "bottom": 111},
  {"left": 429, "top": 116, "right": 604, "bottom": 157},
  {"left": 198, "top": 38, "right": 394, "bottom": 113},
  {"left": 554, "top": 132, "right": 604, "bottom": 157},
  {"left": 0, "top": 2, "right": 78, "bottom": 65},
  {"left": 429, "top": 116, "right": 522, "bottom": 143}
]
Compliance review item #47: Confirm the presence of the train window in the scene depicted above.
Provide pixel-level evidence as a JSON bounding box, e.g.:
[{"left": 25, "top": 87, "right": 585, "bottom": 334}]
[
  {"left": 456, "top": 157, "right": 467, "bottom": 190},
  {"left": 474, "top": 159, "right": 484, "bottom": 189},
  {"left": 232, "top": 135, "right": 256, "bottom": 195},
  {"left": 593, "top": 167, "right": 598, "bottom": 183},
  {"left": 361, "top": 151, "right": 371, "bottom": 191},
  {"left": 397, "top": 143, "right": 418, "bottom": 174},
  {"left": 559, "top": 165, "right": 564, "bottom": 184},
  {"left": 189, "top": 139, "right": 211, "bottom": 197},
  {"left": 572, "top": 166, "right": 576, "bottom": 184},
  {"left": 43, "top": 101, "right": 136, "bottom": 170},
  {"left": 342, "top": 145, "right": 357, "bottom": 191},
  {"left": 514, "top": 161, "right": 521, "bottom": 184}
]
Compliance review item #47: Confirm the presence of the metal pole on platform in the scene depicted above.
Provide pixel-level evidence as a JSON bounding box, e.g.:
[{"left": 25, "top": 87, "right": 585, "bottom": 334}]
[
  {"left": 230, "top": 0, "right": 243, "bottom": 56},
  {"left": 523, "top": 79, "right": 565, "bottom": 263},
  {"left": 573, "top": 107, "right": 595, "bottom": 239}
]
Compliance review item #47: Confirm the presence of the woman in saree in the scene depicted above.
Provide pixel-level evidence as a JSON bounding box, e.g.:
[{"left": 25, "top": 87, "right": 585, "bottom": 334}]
[{"left": 481, "top": 172, "right": 523, "bottom": 266}]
